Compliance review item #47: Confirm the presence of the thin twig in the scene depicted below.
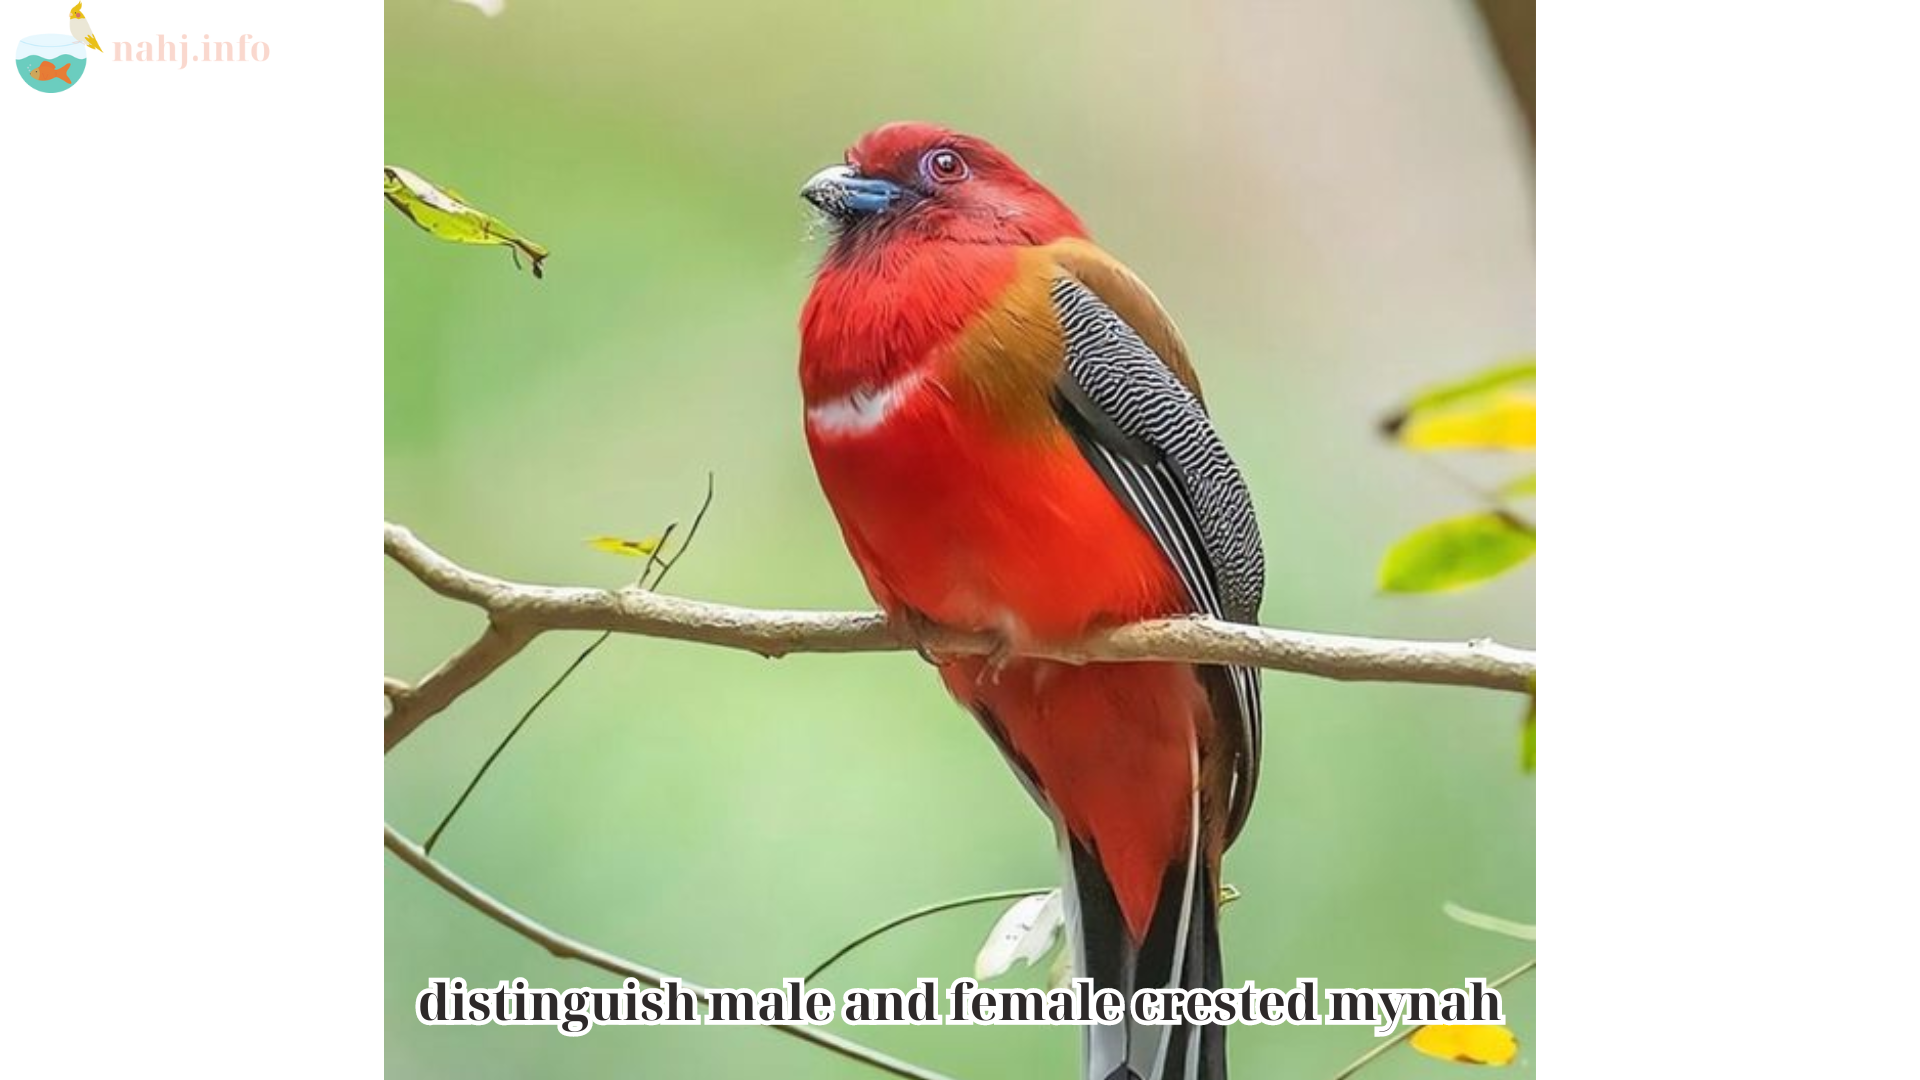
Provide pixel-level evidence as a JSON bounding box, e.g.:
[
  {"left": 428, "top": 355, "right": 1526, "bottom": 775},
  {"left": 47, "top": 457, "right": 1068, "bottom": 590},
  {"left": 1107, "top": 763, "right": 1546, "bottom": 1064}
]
[
  {"left": 384, "top": 824, "right": 959, "bottom": 1080},
  {"left": 420, "top": 477, "right": 718, "bottom": 848},
  {"left": 423, "top": 517, "right": 682, "bottom": 855},
  {"left": 1408, "top": 453, "right": 1537, "bottom": 535},
  {"left": 650, "top": 472, "right": 716, "bottom": 593},
  {"left": 420, "top": 632, "right": 619, "bottom": 855},
  {"left": 805, "top": 888, "right": 1049, "bottom": 983},
  {"left": 384, "top": 521, "right": 1535, "bottom": 752}
]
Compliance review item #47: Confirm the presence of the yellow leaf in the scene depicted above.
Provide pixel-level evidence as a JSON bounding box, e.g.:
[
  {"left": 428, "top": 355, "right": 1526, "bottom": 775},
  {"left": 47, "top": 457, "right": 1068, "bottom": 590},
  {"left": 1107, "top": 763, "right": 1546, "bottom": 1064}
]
[
  {"left": 1380, "top": 358, "right": 1535, "bottom": 451},
  {"left": 1397, "top": 390, "right": 1536, "bottom": 451},
  {"left": 384, "top": 165, "right": 550, "bottom": 278},
  {"left": 586, "top": 535, "right": 662, "bottom": 558},
  {"left": 1410, "top": 1023, "right": 1519, "bottom": 1066}
]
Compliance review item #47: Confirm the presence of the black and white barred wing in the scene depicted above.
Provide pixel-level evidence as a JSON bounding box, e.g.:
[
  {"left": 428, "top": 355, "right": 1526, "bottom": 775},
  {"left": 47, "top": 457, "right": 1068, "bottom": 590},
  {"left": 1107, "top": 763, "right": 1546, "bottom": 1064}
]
[{"left": 1048, "top": 276, "right": 1267, "bottom": 841}]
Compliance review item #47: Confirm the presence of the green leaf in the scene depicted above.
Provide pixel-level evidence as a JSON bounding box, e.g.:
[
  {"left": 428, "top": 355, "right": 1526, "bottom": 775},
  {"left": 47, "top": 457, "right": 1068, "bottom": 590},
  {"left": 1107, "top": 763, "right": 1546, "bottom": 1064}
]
[
  {"left": 1520, "top": 695, "right": 1536, "bottom": 772},
  {"left": 1379, "top": 511, "right": 1535, "bottom": 593},
  {"left": 1046, "top": 941, "right": 1075, "bottom": 991},
  {"left": 1406, "top": 356, "right": 1535, "bottom": 413},
  {"left": 1381, "top": 356, "right": 1535, "bottom": 441},
  {"left": 384, "top": 165, "right": 549, "bottom": 278}
]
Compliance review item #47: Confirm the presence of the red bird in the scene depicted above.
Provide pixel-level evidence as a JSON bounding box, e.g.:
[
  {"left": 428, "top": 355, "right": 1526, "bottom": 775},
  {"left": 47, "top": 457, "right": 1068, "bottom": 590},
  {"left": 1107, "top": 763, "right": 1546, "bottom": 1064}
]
[{"left": 799, "top": 123, "right": 1264, "bottom": 1080}]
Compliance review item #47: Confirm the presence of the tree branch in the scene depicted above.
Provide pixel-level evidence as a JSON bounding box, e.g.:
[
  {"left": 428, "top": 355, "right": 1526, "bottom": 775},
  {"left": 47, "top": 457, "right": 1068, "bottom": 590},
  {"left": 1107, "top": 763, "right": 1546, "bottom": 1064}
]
[
  {"left": 384, "top": 823, "right": 959, "bottom": 1080},
  {"left": 384, "top": 618, "right": 537, "bottom": 750},
  {"left": 385, "top": 521, "right": 1535, "bottom": 752}
]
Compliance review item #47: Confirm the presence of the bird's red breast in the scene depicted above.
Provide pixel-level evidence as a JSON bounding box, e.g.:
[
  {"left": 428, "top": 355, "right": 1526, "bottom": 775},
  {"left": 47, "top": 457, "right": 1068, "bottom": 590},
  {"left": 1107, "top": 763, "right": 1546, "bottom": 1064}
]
[{"left": 804, "top": 239, "right": 1189, "bottom": 636}]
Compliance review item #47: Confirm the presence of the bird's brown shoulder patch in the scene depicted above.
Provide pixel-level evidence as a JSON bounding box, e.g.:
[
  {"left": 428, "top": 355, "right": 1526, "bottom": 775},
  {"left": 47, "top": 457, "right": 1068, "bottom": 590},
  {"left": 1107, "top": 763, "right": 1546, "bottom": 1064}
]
[{"left": 938, "top": 247, "right": 1075, "bottom": 438}]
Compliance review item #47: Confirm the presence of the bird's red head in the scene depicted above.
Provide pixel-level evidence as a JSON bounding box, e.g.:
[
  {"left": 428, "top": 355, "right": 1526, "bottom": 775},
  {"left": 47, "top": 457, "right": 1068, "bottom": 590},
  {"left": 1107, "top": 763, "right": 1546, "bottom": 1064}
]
[{"left": 802, "top": 122, "right": 1087, "bottom": 257}]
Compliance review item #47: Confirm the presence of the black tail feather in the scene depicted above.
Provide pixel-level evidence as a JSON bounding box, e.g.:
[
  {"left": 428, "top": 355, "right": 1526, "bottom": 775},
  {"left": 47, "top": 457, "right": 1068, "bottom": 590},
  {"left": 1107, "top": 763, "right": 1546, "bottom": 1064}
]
[{"left": 1067, "top": 834, "right": 1226, "bottom": 1080}]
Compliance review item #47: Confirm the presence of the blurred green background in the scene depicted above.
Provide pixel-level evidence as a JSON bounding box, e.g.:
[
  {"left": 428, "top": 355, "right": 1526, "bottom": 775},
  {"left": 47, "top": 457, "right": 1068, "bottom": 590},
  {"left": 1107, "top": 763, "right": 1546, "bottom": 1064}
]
[{"left": 385, "top": 1, "right": 1535, "bottom": 1077}]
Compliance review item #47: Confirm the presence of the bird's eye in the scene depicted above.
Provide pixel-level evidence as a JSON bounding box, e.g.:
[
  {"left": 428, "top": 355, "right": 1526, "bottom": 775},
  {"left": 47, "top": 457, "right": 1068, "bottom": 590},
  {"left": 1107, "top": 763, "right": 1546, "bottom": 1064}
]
[{"left": 922, "top": 149, "right": 969, "bottom": 184}]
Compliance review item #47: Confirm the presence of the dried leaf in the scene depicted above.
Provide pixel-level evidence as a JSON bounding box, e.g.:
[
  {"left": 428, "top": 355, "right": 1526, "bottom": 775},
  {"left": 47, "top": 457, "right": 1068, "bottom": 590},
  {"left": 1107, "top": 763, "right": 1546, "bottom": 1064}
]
[
  {"left": 1409, "top": 1023, "right": 1519, "bottom": 1066},
  {"left": 1380, "top": 512, "right": 1535, "bottom": 593},
  {"left": 1046, "top": 941, "right": 1076, "bottom": 991},
  {"left": 384, "top": 165, "right": 548, "bottom": 278},
  {"left": 974, "top": 890, "right": 1064, "bottom": 981},
  {"left": 1442, "top": 902, "right": 1536, "bottom": 942},
  {"left": 586, "top": 535, "right": 663, "bottom": 558}
]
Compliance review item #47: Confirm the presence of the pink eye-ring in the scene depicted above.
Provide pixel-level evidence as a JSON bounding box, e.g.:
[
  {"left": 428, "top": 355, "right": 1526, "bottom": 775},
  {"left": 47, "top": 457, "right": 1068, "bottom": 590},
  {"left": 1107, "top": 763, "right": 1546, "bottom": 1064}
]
[{"left": 923, "top": 149, "right": 969, "bottom": 184}]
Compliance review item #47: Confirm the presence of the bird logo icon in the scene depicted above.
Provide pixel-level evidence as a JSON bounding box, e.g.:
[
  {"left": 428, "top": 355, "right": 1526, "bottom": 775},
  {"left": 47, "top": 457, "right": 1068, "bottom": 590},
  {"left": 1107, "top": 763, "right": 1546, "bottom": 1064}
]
[
  {"left": 69, "top": 4, "right": 100, "bottom": 52},
  {"left": 16, "top": 3, "right": 97, "bottom": 92}
]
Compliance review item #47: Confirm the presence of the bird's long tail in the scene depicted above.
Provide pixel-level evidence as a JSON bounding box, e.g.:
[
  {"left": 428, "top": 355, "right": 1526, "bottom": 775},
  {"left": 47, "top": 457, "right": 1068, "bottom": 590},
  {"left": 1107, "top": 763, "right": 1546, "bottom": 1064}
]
[{"left": 1063, "top": 806, "right": 1225, "bottom": 1080}]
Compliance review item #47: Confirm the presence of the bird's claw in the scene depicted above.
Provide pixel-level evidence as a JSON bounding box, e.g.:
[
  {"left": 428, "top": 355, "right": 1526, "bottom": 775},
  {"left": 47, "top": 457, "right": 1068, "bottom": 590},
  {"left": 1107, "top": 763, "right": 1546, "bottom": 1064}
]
[
  {"left": 889, "top": 610, "right": 1019, "bottom": 685},
  {"left": 889, "top": 609, "right": 944, "bottom": 665},
  {"left": 976, "top": 635, "right": 1017, "bottom": 686}
]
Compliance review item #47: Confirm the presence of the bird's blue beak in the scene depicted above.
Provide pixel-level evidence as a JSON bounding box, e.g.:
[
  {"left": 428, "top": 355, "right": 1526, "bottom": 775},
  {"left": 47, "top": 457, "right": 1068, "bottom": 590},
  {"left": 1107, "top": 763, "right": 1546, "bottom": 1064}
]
[{"left": 801, "top": 165, "right": 905, "bottom": 219}]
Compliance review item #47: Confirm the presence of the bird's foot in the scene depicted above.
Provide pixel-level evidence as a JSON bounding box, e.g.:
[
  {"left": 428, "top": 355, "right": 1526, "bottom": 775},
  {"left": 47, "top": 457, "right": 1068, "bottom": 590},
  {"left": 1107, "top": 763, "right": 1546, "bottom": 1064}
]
[
  {"left": 888, "top": 608, "right": 946, "bottom": 665},
  {"left": 975, "top": 634, "right": 1019, "bottom": 686},
  {"left": 889, "top": 610, "right": 1021, "bottom": 685}
]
